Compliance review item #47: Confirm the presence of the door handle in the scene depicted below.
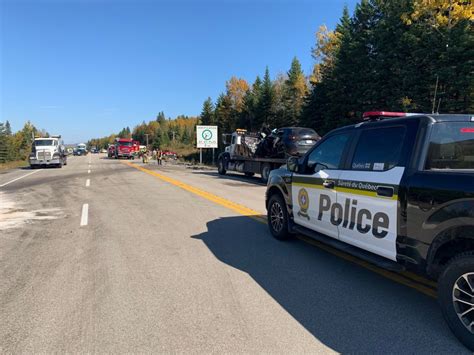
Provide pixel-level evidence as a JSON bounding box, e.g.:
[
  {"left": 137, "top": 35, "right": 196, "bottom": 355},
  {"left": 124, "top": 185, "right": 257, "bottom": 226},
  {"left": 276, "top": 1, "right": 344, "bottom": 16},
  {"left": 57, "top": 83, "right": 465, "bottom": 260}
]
[
  {"left": 323, "top": 180, "right": 335, "bottom": 189},
  {"left": 377, "top": 186, "right": 394, "bottom": 198}
]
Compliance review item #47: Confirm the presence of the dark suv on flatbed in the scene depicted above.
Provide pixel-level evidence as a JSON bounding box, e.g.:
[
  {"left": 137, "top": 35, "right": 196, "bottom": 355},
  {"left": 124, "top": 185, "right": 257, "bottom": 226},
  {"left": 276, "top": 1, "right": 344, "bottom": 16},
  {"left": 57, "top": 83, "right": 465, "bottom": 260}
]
[{"left": 265, "top": 111, "right": 474, "bottom": 349}]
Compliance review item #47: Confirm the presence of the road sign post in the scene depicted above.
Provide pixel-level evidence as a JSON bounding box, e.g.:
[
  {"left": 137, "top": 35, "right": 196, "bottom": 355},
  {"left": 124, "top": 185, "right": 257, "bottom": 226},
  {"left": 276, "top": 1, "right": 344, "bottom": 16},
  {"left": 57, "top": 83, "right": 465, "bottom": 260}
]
[{"left": 196, "top": 126, "right": 218, "bottom": 165}]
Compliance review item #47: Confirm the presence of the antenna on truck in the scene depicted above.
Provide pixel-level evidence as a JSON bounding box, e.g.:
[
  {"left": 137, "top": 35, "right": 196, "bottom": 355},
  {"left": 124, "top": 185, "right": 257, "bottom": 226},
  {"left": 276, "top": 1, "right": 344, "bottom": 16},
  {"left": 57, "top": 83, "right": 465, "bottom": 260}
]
[{"left": 432, "top": 75, "right": 439, "bottom": 114}]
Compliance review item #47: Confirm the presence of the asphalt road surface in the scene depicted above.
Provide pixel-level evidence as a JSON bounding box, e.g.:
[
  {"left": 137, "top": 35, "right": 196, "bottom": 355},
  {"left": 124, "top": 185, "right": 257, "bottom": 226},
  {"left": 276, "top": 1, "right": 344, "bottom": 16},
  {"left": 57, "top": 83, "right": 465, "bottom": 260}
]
[{"left": 0, "top": 154, "right": 468, "bottom": 353}]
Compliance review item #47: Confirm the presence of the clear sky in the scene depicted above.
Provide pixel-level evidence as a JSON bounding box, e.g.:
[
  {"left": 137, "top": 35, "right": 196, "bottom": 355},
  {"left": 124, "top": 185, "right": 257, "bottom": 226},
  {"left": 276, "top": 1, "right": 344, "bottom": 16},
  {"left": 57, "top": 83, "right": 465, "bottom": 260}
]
[{"left": 1, "top": 0, "right": 357, "bottom": 143}]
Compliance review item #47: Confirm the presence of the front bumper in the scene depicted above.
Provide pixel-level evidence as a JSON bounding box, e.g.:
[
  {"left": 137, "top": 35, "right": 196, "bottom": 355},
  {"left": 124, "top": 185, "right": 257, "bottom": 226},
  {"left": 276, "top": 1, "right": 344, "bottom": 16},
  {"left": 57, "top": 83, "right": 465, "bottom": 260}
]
[{"left": 29, "top": 157, "right": 61, "bottom": 166}]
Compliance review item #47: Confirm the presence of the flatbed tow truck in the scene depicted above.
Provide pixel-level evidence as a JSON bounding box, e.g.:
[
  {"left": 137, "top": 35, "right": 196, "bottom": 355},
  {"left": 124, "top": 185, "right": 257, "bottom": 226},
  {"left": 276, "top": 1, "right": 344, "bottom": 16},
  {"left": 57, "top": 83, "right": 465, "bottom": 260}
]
[{"left": 217, "top": 128, "right": 319, "bottom": 183}]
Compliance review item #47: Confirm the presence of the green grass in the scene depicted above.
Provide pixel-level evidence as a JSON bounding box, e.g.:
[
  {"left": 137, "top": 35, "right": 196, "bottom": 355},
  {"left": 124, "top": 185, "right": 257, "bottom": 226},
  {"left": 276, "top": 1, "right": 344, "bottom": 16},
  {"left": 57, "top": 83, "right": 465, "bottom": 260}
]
[{"left": 0, "top": 160, "right": 29, "bottom": 170}]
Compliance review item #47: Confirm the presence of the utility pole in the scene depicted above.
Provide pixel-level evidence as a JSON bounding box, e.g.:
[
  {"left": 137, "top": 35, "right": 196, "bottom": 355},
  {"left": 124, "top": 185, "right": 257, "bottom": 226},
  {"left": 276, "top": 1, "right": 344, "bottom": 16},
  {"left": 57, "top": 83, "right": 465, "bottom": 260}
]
[{"left": 144, "top": 134, "right": 149, "bottom": 149}]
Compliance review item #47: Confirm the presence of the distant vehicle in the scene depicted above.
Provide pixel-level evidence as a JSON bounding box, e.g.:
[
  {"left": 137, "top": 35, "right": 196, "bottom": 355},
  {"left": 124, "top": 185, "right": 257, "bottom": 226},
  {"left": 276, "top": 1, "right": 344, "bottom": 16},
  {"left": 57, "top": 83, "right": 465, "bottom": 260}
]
[
  {"left": 162, "top": 150, "right": 178, "bottom": 160},
  {"left": 218, "top": 127, "right": 320, "bottom": 183},
  {"left": 100, "top": 148, "right": 107, "bottom": 154},
  {"left": 266, "top": 111, "right": 474, "bottom": 350},
  {"left": 29, "top": 135, "right": 67, "bottom": 168},
  {"left": 115, "top": 138, "right": 134, "bottom": 159},
  {"left": 75, "top": 143, "right": 87, "bottom": 156}
]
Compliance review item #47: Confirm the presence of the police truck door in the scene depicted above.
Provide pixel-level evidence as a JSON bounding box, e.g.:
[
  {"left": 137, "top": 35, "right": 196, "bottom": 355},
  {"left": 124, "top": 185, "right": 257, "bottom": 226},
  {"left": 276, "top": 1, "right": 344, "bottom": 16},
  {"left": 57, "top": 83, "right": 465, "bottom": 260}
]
[
  {"left": 337, "top": 126, "right": 407, "bottom": 261},
  {"left": 292, "top": 133, "right": 352, "bottom": 239}
]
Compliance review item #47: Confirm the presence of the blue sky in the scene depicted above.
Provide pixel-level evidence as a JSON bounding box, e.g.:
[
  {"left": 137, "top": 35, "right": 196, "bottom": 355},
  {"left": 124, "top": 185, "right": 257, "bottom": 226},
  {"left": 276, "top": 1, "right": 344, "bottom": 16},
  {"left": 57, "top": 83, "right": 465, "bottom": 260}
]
[{"left": 1, "top": 0, "right": 357, "bottom": 143}]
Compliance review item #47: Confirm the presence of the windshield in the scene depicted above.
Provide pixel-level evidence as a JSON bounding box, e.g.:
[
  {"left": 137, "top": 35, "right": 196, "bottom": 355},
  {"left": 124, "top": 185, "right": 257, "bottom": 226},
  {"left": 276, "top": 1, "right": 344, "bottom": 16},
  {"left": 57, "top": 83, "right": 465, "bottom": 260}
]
[
  {"left": 35, "top": 139, "right": 55, "bottom": 146},
  {"left": 118, "top": 141, "right": 132, "bottom": 147},
  {"left": 425, "top": 122, "right": 474, "bottom": 170}
]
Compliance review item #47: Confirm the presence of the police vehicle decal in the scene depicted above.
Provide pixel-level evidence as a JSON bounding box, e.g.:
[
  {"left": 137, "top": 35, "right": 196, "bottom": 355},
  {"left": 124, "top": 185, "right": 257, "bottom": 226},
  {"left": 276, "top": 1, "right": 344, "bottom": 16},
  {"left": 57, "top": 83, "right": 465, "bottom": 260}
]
[
  {"left": 293, "top": 177, "right": 399, "bottom": 200},
  {"left": 292, "top": 167, "right": 405, "bottom": 261}
]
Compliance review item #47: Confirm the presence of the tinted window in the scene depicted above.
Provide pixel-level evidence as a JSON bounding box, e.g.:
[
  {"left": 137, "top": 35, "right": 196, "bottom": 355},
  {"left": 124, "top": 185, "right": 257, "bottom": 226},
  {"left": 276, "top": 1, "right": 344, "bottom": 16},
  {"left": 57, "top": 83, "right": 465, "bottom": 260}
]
[
  {"left": 307, "top": 133, "right": 350, "bottom": 169},
  {"left": 425, "top": 122, "right": 474, "bottom": 170},
  {"left": 351, "top": 126, "right": 406, "bottom": 171}
]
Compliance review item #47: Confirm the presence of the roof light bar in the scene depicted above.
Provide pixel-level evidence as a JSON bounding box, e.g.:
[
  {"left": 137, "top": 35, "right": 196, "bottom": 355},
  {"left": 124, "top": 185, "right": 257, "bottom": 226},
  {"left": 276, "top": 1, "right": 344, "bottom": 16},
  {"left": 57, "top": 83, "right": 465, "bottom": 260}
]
[
  {"left": 362, "top": 111, "right": 406, "bottom": 120},
  {"left": 362, "top": 111, "right": 425, "bottom": 121}
]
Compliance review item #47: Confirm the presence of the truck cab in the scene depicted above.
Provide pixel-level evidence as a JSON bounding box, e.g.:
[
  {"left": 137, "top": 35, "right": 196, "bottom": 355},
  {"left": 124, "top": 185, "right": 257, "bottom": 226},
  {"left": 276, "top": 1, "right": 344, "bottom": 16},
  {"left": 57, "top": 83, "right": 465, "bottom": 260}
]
[
  {"left": 115, "top": 138, "right": 134, "bottom": 159},
  {"left": 29, "top": 136, "right": 67, "bottom": 168}
]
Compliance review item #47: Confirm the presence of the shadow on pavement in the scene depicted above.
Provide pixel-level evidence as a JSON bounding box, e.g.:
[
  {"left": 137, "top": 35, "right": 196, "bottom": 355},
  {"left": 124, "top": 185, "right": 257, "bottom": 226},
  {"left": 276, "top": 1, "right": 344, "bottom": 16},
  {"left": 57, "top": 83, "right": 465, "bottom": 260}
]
[{"left": 192, "top": 215, "right": 465, "bottom": 353}]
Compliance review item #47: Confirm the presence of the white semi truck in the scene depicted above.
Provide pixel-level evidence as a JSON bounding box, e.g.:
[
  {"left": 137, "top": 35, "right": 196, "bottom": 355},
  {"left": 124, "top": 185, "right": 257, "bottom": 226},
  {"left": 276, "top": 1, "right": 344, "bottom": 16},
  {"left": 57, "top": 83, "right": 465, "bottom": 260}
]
[{"left": 29, "top": 135, "right": 67, "bottom": 168}]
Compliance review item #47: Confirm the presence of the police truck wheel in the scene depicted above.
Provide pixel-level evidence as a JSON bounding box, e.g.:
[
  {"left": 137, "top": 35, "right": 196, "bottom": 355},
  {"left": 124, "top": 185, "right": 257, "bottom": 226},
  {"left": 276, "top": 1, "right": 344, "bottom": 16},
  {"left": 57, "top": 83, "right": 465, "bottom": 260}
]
[
  {"left": 438, "top": 253, "right": 474, "bottom": 351},
  {"left": 267, "top": 194, "right": 290, "bottom": 240},
  {"left": 218, "top": 158, "right": 226, "bottom": 175},
  {"left": 261, "top": 163, "right": 271, "bottom": 183}
]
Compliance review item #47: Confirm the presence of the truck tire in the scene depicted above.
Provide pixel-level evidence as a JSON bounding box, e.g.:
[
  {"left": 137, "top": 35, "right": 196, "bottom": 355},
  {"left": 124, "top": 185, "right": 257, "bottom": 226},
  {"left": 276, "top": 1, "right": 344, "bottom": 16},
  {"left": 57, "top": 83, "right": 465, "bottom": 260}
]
[
  {"left": 260, "top": 163, "right": 271, "bottom": 183},
  {"left": 218, "top": 158, "right": 226, "bottom": 175},
  {"left": 438, "top": 252, "right": 474, "bottom": 351},
  {"left": 267, "top": 194, "right": 291, "bottom": 240}
]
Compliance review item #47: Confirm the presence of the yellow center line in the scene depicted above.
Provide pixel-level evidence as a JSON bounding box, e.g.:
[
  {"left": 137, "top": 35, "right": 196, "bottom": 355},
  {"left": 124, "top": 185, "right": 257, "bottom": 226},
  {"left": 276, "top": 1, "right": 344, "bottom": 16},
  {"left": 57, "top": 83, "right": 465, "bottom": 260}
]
[
  {"left": 123, "top": 161, "right": 266, "bottom": 224},
  {"left": 123, "top": 161, "right": 437, "bottom": 299}
]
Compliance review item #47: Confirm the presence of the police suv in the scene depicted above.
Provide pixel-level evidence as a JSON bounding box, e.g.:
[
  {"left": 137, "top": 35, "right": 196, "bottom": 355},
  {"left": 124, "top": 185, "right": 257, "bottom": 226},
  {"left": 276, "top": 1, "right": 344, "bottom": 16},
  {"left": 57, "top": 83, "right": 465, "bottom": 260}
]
[{"left": 265, "top": 111, "right": 474, "bottom": 349}]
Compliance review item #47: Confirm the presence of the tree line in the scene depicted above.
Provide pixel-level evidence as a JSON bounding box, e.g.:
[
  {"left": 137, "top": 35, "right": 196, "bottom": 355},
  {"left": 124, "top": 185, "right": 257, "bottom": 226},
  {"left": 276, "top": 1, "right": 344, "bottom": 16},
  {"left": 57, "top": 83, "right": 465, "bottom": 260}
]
[
  {"left": 0, "top": 121, "right": 49, "bottom": 163},
  {"left": 3, "top": 0, "right": 472, "bottom": 164},
  {"left": 79, "top": 0, "right": 474, "bottom": 162},
  {"left": 202, "top": 0, "right": 473, "bottom": 137},
  {"left": 88, "top": 112, "right": 199, "bottom": 153}
]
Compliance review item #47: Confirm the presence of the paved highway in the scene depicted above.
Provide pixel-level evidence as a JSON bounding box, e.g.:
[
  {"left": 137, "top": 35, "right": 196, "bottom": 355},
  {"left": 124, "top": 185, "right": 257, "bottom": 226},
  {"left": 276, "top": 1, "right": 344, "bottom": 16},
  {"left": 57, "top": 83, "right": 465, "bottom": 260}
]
[{"left": 0, "top": 154, "right": 468, "bottom": 352}]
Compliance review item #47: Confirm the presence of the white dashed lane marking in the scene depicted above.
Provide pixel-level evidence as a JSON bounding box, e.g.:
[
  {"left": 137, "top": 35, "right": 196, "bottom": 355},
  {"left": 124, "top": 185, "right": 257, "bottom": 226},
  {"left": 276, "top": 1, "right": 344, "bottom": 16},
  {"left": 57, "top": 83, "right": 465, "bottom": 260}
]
[{"left": 80, "top": 204, "right": 89, "bottom": 226}]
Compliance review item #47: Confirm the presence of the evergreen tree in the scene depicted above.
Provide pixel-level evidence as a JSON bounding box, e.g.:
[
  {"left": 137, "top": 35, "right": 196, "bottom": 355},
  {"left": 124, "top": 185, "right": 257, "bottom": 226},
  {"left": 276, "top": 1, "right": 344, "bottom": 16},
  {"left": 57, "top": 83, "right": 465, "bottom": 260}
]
[
  {"left": 257, "top": 67, "right": 275, "bottom": 128},
  {"left": 5, "top": 121, "right": 12, "bottom": 135},
  {"left": 156, "top": 111, "right": 166, "bottom": 124},
  {"left": 0, "top": 122, "right": 7, "bottom": 163},
  {"left": 182, "top": 128, "right": 190, "bottom": 144},
  {"left": 215, "top": 93, "right": 234, "bottom": 133},
  {"left": 200, "top": 97, "right": 215, "bottom": 125},
  {"left": 283, "top": 57, "right": 308, "bottom": 126}
]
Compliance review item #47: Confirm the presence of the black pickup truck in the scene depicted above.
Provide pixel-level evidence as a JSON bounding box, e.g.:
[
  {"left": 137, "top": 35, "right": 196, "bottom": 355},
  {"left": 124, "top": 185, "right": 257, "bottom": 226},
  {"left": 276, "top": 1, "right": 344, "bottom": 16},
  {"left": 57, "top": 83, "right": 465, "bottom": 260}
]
[{"left": 265, "top": 111, "right": 474, "bottom": 349}]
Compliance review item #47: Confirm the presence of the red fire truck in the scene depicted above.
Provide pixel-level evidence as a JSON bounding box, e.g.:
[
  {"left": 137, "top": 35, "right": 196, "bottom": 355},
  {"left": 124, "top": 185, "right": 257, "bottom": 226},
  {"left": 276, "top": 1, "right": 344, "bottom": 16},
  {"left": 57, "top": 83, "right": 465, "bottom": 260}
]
[{"left": 114, "top": 138, "right": 135, "bottom": 159}]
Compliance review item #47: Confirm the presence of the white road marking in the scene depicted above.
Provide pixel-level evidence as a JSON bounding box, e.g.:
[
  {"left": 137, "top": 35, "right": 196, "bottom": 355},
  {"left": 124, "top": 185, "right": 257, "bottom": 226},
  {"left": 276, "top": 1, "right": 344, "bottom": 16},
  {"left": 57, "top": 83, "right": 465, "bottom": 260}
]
[
  {"left": 86, "top": 179, "right": 90, "bottom": 187},
  {"left": 0, "top": 169, "right": 42, "bottom": 188},
  {"left": 88, "top": 169, "right": 91, "bottom": 174},
  {"left": 80, "top": 204, "right": 89, "bottom": 226}
]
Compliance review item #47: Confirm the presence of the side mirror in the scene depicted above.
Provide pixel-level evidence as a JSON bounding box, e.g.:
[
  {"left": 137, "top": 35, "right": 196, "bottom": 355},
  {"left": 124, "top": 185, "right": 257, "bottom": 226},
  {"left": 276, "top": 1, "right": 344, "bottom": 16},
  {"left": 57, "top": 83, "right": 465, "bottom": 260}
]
[
  {"left": 287, "top": 156, "right": 299, "bottom": 172},
  {"left": 307, "top": 162, "right": 328, "bottom": 174}
]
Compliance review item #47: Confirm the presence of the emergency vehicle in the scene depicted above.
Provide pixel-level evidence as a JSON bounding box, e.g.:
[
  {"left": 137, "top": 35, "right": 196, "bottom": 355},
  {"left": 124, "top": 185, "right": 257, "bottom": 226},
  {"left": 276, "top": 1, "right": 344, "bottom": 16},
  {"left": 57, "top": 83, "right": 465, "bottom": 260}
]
[
  {"left": 265, "top": 111, "right": 474, "bottom": 349},
  {"left": 114, "top": 138, "right": 134, "bottom": 159}
]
